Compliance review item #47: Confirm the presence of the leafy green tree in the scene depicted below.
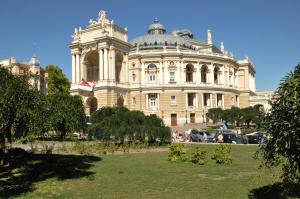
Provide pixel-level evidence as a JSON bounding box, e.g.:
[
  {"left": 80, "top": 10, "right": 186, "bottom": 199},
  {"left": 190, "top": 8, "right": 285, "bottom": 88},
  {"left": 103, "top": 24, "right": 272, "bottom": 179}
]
[
  {"left": 240, "top": 107, "right": 256, "bottom": 128},
  {"left": 46, "top": 65, "right": 70, "bottom": 95},
  {"left": 261, "top": 64, "right": 300, "bottom": 194},
  {"left": 47, "top": 93, "right": 86, "bottom": 139},
  {"left": 0, "top": 68, "right": 46, "bottom": 165},
  {"left": 207, "top": 108, "right": 223, "bottom": 124},
  {"left": 253, "top": 104, "right": 265, "bottom": 129},
  {"left": 88, "top": 107, "right": 170, "bottom": 144}
]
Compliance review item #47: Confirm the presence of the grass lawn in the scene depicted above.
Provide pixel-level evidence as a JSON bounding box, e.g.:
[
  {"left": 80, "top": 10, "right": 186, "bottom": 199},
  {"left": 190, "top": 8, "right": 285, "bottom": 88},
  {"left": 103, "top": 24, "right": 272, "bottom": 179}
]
[{"left": 1, "top": 144, "right": 281, "bottom": 199}]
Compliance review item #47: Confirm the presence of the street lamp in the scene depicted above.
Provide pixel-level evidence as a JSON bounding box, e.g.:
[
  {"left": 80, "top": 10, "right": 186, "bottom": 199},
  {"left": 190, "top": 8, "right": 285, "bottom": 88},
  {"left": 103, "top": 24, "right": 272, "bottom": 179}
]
[{"left": 185, "top": 110, "right": 188, "bottom": 125}]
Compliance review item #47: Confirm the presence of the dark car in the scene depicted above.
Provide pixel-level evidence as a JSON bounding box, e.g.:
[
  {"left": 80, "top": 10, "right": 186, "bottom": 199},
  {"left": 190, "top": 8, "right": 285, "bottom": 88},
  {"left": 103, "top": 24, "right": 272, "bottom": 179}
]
[
  {"left": 190, "top": 129, "right": 214, "bottom": 142},
  {"left": 214, "top": 130, "right": 237, "bottom": 143},
  {"left": 214, "top": 130, "right": 247, "bottom": 144},
  {"left": 246, "top": 132, "right": 265, "bottom": 144}
]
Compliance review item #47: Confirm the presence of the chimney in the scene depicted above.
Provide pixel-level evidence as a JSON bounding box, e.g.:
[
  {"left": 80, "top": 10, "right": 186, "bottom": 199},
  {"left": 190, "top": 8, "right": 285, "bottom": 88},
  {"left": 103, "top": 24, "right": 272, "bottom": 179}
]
[{"left": 207, "top": 29, "right": 213, "bottom": 45}]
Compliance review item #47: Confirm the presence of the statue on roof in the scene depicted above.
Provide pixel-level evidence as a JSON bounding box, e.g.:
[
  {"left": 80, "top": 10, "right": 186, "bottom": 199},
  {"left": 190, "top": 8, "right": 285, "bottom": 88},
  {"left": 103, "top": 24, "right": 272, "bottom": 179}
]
[{"left": 98, "top": 10, "right": 107, "bottom": 27}]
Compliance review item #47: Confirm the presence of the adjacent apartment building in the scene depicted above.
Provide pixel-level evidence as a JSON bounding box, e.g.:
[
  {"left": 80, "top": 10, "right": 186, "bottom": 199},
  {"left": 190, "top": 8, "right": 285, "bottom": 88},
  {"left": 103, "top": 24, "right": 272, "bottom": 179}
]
[{"left": 0, "top": 56, "right": 48, "bottom": 94}]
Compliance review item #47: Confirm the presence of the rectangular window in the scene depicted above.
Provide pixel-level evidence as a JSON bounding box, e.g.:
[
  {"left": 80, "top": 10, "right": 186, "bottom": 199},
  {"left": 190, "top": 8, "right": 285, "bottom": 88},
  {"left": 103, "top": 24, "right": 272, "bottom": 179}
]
[
  {"left": 169, "top": 72, "right": 175, "bottom": 83},
  {"left": 149, "top": 94, "right": 157, "bottom": 108},
  {"left": 203, "top": 93, "right": 211, "bottom": 107},
  {"left": 236, "top": 95, "right": 239, "bottom": 106},
  {"left": 187, "top": 93, "right": 196, "bottom": 107},
  {"left": 132, "top": 97, "right": 136, "bottom": 105},
  {"left": 171, "top": 96, "right": 176, "bottom": 105},
  {"left": 149, "top": 74, "right": 156, "bottom": 83},
  {"left": 217, "top": 94, "right": 223, "bottom": 107}
]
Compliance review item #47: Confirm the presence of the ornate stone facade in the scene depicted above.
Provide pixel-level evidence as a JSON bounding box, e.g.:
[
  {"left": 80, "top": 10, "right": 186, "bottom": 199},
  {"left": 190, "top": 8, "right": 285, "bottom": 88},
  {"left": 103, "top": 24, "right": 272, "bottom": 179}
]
[
  {"left": 70, "top": 10, "right": 257, "bottom": 126},
  {"left": 0, "top": 56, "right": 48, "bottom": 94}
]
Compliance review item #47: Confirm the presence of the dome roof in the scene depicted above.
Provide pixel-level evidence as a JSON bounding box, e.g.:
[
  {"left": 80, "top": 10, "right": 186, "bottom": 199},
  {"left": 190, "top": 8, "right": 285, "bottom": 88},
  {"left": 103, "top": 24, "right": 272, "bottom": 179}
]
[
  {"left": 147, "top": 18, "right": 166, "bottom": 35},
  {"left": 131, "top": 34, "right": 191, "bottom": 47},
  {"left": 130, "top": 19, "right": 197, "bottom": 51}
]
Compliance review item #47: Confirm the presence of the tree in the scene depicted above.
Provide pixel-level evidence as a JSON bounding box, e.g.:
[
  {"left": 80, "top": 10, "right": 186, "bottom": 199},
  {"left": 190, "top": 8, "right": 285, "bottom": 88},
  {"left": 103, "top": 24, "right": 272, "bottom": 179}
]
[
  {"left": 240, "top": 107, "right": 256, "bottom": 128},
  {"left": 0, "top": 68, "right": 46, "bottom": 165},
  {"left": 261, "top": 63, "right": 300, "bottom": 194},
  {"left": 207, "top": 108, "right": 223, "bottom": 124},
  {"left": 47, "top": 93, "right": 86, "bottom": 139},
  {"left": 88, "top": 107, "right": 171, "bottom": 144},
  {"left": 46, "top": 65, "right": 70, "bottom": 95}
]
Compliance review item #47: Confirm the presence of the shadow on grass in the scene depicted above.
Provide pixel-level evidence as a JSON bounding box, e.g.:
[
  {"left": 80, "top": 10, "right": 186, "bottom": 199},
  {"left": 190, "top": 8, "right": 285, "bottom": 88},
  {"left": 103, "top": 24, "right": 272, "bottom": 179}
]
[
  {"left": 248, "top": 182, "right": 300, "bottom": 199},
  {"left": 0, "top": 148, "right": 102, "bottom": 198}
]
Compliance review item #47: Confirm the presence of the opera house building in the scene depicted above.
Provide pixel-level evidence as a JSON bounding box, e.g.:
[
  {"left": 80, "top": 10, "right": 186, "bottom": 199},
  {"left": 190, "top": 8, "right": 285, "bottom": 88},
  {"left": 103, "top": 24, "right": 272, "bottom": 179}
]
[{"left": 70, "top": 10, "right": 256, "bottom": 126}]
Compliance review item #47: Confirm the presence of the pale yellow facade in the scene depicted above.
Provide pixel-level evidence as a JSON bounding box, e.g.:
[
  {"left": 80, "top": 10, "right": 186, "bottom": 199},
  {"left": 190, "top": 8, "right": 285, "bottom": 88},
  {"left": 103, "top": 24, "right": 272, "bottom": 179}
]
[
  {"left": 0, "top": 56, "right": 48, "bottom": 94},
  {"left": 70, "top": 10, "right": 256, "bottom": 126}
]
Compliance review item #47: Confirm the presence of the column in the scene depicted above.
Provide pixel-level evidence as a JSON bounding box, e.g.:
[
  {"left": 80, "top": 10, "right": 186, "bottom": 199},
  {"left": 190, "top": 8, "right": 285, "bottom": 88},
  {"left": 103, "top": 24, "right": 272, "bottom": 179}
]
[
  {"left": 110, "top": 47, "right": 115, "bottom": 81},
  {"left": 196, "top": 63, "right": 200, "bottom": 84},
  {"left": 157, "top": 93, "right": 160, "bottom": 110},
  {"left": 209, "top": 64, "right": 214, "bottom": 84},
  {"left": 145, "top": 94, "right": 148, "bottom": 110},
  {"left": 181, "top": 61, "right": 184, "bottom": 84},
  {"left": 99, "top": 49, "right": 103, "bottom": 81},
  {"left": 141, "top": 62, "right": 145, "bottom": 85},
  {"left": 125, "top": 53, "right": 129, "bottom": 83},
  {"left": 76, "top": 54, "right": 81, "bottom": 83},
  {"left": 159, "top": 61, "right": 163, "bottom": 85},
  {"left": 164, "top": 61, "right": 168, "bottom": 84},
  {"left": 220, "top": 66, "right": 224, "bottom": 85},
  {"left": 104, "top": 48, "right": 108, "bottom": 80},
  {"left": 185, "top": 93, "right": 188, "bottom": 108},
  {"left": 195, "top": 93, "right": 198, "bottom": 108},
  {"left": 71, "top": 54, "right": 76, "bottom": 83},
  {"left": 175, "top": 61, "right": 180, "bottom": 84}
]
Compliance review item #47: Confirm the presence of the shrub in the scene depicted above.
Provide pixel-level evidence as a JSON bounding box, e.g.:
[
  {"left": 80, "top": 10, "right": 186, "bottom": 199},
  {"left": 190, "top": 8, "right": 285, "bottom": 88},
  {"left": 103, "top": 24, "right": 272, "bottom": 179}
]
[
  {"left": 168, "top": 144, "right": 187, "bottom": 162},
  {"left": 190, "top": 147, "right": 207, "bottom": 165},
  {"left": 40, "top": 143, "right": 55, "bottom": 154},
  {"left": 72, "top": 141, "right": 88, "bottom": 155},
  {"left": 211, "top": 144, "right": 232, "bottom": 164}
]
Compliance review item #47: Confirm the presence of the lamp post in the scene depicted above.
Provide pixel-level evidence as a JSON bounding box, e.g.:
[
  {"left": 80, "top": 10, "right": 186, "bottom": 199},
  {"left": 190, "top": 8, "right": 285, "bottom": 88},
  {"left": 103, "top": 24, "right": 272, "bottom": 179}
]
[{"left": 185, "top": 110, "right": 188, "bottom": 125}]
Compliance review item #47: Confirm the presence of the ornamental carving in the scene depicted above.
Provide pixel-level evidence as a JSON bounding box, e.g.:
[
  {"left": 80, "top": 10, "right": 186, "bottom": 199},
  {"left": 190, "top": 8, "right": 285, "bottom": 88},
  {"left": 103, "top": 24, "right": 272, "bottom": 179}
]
[{"left": 81, "top": 44, "right": 98, "bottom": 57}]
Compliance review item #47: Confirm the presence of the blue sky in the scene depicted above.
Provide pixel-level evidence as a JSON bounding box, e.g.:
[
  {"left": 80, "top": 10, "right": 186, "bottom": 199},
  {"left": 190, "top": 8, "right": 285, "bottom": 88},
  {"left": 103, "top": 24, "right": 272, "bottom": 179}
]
[{"left": 0, "top": 0, "right": 299, "bottom": 91}]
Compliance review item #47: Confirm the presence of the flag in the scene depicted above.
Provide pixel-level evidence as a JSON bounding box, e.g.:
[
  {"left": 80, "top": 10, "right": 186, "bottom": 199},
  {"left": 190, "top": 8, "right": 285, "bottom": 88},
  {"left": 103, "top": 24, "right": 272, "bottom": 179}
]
[{"left": 79, "top": 80, "right": 94, "bottom": 91}]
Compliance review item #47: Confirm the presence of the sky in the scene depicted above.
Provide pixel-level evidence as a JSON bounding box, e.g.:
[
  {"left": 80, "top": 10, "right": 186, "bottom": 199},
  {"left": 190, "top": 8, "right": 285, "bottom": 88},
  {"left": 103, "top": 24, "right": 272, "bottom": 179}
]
[{"left": 0, "top": 0, "right": 299, "bottom": 91}]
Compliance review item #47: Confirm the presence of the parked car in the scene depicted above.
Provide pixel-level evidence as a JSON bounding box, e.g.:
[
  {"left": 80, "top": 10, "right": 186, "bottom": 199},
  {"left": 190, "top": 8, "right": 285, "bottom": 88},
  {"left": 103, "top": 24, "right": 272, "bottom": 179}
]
[
  {"left": 214, "top": 130, "right": 247, "bottom": 144},
  {"left": 246, "top": 132, "right": 265, "bottom": 144},
  {"left": 190, "top": 129, "right": 214, "bottom": 142}
]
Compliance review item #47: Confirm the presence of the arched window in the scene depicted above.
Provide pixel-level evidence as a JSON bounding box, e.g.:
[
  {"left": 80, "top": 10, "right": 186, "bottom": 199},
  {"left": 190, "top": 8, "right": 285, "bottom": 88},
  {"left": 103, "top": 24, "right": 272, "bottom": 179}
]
[
  {"left": 214, "top": 66, "right": 220, "bottom": 84},
  {"left": 147, "top": 64, "right": 157, "bottom": 83},
  {"left": 132, "top": 72, "right": 136, "bottom": 82},
  {"left": 186, "top": 64, "right": 194, "bottom": 82},
  {"left": 115, "top": 53, "right": 123, "bottom": 83},
  {"left": 85, "top": 51, "right": 99, "bottom": 82},
  {"left": 201, "top": 65, "right": 208, "bottom": 83}
]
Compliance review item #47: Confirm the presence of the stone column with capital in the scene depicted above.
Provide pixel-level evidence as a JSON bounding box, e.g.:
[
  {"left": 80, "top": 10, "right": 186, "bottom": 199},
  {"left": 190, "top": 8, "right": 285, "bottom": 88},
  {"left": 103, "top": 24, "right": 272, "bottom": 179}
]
[
  {"left": 196, "top": 63, "right": 200, "bottom": 84},
  {"left": 209, "top": 64, "right": 214, "bottom": 84},
  {"left": 157, "top": 93, "right": 160, "bottom": 110},
  {"left": 180, "top": 61, "right": 184, "bottom": 84},
  {"left": 76, "top": 54, "right": 81, "bottom": 83},
  {"left": 104, "top": 48, "right": 108, "bottom": 80},
  {"left": 110, "top": 46, "right": 116, "bottom": 82},
  {"left": 71, "top": 54, "right": 76, "bottom": 83},
  {"left": 124, "top": 53, "right": 129, "bottom": 84},
  {"left": 141, "top": 62, "right": 145, "bottom": 85},
  {"left": 99, "top": 49, "right": 103, "bottom": 81}
]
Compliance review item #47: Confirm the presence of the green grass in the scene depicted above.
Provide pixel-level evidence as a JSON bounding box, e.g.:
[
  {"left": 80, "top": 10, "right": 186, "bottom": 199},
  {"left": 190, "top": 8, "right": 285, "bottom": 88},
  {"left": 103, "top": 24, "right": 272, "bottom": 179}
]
[{"left": 2, "top": 145, "right": 280, "bottom": 199}]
